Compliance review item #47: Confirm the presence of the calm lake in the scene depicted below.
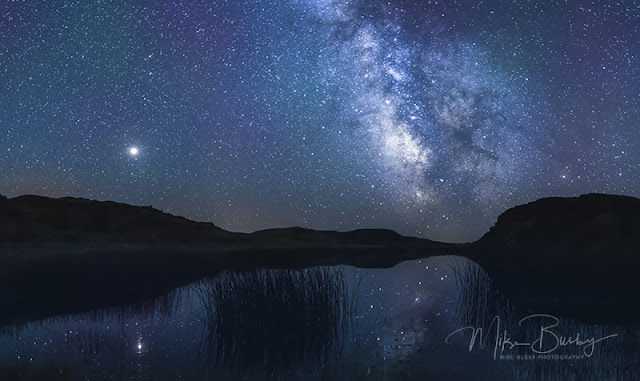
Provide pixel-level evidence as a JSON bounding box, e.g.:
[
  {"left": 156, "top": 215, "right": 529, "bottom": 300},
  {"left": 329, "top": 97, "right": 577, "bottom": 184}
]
[{"left": 0, "top": 256, "right": 637, "bottom": 380}]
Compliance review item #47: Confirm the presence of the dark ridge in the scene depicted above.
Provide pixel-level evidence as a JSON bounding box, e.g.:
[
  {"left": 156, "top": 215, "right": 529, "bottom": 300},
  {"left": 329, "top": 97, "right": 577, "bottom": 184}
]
[
  {"left": 470, "top": 193, "right": 640, "bottom": 321},
  {"left": 0, "top": 194, "right": 436, "bottom": 247},
  {"left": 475, "top": 193, "right": 640, "bottom": 253},
  {"left": 1, "top": 194, "right": 243, "bottom": 244},
  {"left": 250, "top": 226, "right": 418, "bottom": 244}
]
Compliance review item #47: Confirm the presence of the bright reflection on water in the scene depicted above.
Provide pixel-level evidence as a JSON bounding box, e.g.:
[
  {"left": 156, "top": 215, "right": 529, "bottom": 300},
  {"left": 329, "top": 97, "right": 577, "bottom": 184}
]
[{"left": 0, "top": 256, "right": 638, "bottom": 380}]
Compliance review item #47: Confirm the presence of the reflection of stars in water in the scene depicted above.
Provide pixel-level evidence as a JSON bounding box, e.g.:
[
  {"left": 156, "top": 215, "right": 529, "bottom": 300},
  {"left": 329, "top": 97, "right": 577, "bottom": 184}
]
[
  {"left": 353, "top": 257, "right": 457, "bottom": 358},
  {"left": 0, "top": 289, "right": 206, "bottom": 379},
  {"left": 358, "top": 262, "right": 456, "bottom": 367}
]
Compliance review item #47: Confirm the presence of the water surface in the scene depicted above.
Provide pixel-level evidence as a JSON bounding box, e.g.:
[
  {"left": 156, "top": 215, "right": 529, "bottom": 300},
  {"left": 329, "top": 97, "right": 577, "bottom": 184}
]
[{"left": 0, "top": 255, "right": 637, "bottom": 380}]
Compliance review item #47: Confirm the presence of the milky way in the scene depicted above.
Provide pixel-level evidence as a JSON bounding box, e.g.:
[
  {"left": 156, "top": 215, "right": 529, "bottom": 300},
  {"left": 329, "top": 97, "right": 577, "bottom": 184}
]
[
  {"left": 309, "top": 1, "right": 541, "bottom": 208},
  {"left": 1, "top": 0, "right": 639, "bottom": 241}
]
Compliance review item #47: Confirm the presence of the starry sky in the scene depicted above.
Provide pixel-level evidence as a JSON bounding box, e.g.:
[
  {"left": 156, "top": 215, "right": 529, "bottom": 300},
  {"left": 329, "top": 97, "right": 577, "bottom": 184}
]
[{"left": 1, "top": 0, "right": 639, "bottom": 242}]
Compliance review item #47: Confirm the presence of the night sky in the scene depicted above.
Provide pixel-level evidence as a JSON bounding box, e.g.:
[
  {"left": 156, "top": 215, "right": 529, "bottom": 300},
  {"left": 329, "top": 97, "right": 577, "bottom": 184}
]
[{"left": 1, "top": 0, "right": 639, "bottom": 242}]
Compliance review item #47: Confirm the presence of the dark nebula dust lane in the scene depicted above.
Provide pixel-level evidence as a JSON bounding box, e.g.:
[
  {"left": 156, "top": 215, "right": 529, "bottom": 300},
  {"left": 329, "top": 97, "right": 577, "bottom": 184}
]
[{"left": 1, "top": 0, "right": 639, "bottom": 242}]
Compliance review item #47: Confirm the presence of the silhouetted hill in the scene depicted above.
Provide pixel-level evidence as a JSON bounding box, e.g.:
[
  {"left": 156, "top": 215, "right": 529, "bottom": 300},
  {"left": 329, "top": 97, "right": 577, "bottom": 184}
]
[
  {"left": 0, "top": 194, "right": 242, "bottom": 244},
  {"left": 0, "top": 194, "right": 440, "bottom": 250},
  {"left": 475, "top": 193, "right": 640, "bottom": 254},
  {"left": 470, "top": 193, "right": 640, "bottom": 321},
  {"left": 251, "top": 227, "right": 417, "bottom": 244}
]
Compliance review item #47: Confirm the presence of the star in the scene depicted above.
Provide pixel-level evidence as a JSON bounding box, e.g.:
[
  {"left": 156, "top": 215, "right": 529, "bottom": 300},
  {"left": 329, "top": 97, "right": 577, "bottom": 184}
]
[{"left": 0, "top": 0, "right": 636, "bottom": 243}]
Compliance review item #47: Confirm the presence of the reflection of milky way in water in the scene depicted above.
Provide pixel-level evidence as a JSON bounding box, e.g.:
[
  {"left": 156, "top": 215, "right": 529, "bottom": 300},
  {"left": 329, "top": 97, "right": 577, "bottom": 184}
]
[
  {"left": 349, "top": 259, "right": 457, "bottom": 366},
  {"left": 0, "top": 257, "right": 638, "bottom": 380}
]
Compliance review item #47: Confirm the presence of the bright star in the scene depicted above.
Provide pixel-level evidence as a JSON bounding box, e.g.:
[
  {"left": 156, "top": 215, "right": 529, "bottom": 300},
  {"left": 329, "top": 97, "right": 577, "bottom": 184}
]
[{"left": 129, "top": 147, "right": 139, "bottom": 156}]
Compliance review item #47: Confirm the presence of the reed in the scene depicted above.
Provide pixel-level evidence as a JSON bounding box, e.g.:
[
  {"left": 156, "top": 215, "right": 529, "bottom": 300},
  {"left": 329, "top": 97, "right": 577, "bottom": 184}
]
[
  {"left": 448, "top": 256, "right": 513, "bottom": 329},
  {"left": 192, "top": 266, "right": 354, "bottom": 377}
]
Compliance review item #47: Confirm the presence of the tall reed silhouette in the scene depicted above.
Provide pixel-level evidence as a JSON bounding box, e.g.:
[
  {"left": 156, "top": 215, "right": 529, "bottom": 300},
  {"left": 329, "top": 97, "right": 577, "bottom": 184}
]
[{"left": 192, "top": 266, "right": 356, "bottom": 378}]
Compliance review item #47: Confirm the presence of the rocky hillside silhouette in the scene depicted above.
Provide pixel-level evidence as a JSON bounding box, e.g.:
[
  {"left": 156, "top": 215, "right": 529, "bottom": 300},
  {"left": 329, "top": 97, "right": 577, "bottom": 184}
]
[
  {"left": 251, "top": 226, "right": 420, "bottom": 245},
  {"left": 471, "top": 193, "right": 640, "bottom": 321},
  {"left": 0, "top": 194, "right": 241, "bottom": 244},
  {"left": 0, "top": 194, "right": 441, "bottom": 250},
  {"left": 475, "top": 193, "right": 640, "bottom": 254}
]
